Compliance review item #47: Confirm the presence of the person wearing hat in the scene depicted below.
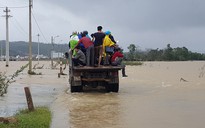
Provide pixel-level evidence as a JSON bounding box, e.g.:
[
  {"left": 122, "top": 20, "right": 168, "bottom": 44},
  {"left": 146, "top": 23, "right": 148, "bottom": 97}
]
[
  {"left": 72, "top": 45, "right": 86, "bottom": 66},
  {"left": 107, "top": 31, "right": 117, "bottom": 44},
  {"left": 103, "top": 30, "right": 116, "bottom": 65},
  {"left": 111, "top": 47, "right": 128, "bottom": 77},
  {"left": 77, "top": 33, "right": 94, "bottom": 66},
  {"left": 69, "top": 31, "right": 79, "bottom": 56},
  {"left": 83, "top": 30, "right": 91, "bottom": 39}
]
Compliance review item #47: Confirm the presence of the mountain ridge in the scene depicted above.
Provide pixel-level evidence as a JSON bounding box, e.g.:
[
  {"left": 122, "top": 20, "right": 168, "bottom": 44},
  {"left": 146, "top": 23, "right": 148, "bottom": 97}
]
[{"left": 0, "top": 40, "right": 69, "bottom": 57}]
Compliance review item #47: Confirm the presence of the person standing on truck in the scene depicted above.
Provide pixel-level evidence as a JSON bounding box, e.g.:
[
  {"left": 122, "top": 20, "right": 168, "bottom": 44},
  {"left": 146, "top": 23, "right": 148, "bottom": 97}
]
[
  {"left": 91, "top": 26, "right": 105, "bottom": 66},
  {"left": 77, "top": 33, "right": 94, "bottom": 66},
  {"left": 72, "top": 45, "right": 86, "bottom": 66},
  {"left": 111, "top": 47, "right": 128, "bottom": 77}
]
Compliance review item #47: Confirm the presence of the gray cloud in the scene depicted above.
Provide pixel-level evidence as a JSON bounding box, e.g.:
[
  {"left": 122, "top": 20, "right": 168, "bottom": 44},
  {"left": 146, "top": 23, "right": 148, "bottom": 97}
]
[{"left": 0, "top": 0, "right": 205, "bottom": 52}]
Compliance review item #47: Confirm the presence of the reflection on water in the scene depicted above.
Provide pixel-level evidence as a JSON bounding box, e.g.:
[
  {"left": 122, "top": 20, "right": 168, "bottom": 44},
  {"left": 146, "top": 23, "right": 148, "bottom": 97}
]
[
  {"left": 67, "top": 93, "right": 123, "bottom": 128},
  {"left": 0, "top": 83, "right": 63, "bottom": 117}
]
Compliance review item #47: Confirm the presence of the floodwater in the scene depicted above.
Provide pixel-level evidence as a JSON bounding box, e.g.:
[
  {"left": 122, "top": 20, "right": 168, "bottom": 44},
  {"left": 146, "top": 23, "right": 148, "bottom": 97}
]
[{"left": 1, "top": 61, "right": 205, "bottom": 128}]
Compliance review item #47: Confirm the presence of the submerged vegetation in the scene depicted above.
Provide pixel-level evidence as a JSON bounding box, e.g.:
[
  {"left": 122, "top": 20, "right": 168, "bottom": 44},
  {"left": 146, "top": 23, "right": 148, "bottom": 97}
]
[
  {"left": 28, "top": 70, "right": 42, "bottom": 75},
  {"left": 0, "top": 63, "right": 29, "bottom": 96},
  {"left": 0, "top": 107, "right": 51, "bottom": 128},
  {"left": 123, "top": 61, "right": 143, "bottom": 66}
]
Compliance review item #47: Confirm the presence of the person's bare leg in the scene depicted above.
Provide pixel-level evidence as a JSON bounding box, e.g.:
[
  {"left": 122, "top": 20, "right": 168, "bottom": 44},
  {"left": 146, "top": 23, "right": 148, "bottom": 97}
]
[{"left": 98, "top": 46, "right": 103, "bottom": 66}]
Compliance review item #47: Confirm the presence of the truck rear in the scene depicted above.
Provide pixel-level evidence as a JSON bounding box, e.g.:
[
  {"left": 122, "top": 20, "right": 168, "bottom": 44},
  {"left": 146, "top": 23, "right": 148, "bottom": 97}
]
[{"left": 69, "top": 65, "right": 122, "bottom": 92}]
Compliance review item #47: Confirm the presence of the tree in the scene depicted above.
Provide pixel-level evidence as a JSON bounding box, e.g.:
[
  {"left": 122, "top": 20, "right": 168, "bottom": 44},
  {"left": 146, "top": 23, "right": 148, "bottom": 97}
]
[
  {"left": 146, "top": 48, "right": 163, "bottom": 61},
  {"left": 172, "top": 47, "right": 189, "bottom": 61},
  {"left": 163, "top": 44, "right": 174, "bottom": 60},
  {"left": 127, "top": 44, "right": 137, "bottom": 61}
]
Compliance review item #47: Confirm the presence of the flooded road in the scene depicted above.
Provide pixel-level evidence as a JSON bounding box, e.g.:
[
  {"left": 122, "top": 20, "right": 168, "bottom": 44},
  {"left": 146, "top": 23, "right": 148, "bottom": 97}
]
[{"left": 1, "top": 61, "right": 205, "bottom": 128}]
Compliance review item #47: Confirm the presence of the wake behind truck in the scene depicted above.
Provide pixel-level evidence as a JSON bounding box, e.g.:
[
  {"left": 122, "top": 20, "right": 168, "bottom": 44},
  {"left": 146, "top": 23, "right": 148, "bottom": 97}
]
[{"left": 69, "top": 62, "right": 123, "bottom": 93}]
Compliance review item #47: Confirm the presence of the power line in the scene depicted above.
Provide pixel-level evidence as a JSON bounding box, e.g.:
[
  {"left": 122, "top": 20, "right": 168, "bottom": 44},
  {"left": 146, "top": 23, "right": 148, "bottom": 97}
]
[
  {"left": 31, "top": 11, "right": 49, "bottom": 43},
  {"left": 10, "top": 12, "right": 29, "bottom": 36},
  {"left": 0, "top": 6, "right": 28, "bottom": 8},
  {"left": 1, "top": 4, "right": 50, "bottom": 44},
  {"left": 10, "top": 18, "right": 28, "bottom": 38},
  {"left": 8, "top": 6, "right": 28, "bottom": 8}
]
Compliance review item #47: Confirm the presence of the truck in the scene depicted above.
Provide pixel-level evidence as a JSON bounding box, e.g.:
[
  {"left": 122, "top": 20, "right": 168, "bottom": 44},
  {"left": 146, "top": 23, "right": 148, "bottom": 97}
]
[{"left": 69, "top": 64, "right": 123, "bottom": 93}]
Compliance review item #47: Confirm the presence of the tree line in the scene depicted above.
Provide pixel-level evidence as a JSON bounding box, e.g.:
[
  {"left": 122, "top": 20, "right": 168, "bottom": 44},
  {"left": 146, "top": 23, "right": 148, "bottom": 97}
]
[
  {"left": 1, "top": 40, "right": 205, "bottom": 61},
  {"left": 124, "top": 44, "right": 205, "bottom": 61}
]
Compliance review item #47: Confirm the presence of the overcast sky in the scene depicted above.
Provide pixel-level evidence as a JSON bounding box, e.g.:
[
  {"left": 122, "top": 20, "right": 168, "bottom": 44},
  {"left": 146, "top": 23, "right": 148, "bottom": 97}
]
[{"left": 0, "top": 0, "right": 205, "bottom": 52}]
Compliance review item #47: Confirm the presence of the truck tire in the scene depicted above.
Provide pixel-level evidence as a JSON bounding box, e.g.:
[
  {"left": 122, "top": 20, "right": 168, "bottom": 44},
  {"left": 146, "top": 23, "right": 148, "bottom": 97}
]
[
  {"left": 70, "top": 85, "right": 77, "bottom": 92},
  {"left": 70, "top": 77, "right": 83, "bottom": 92},
  {"left": 112, "top": 83, "right": 119, "bottom": 92},
  {"left": 105, "top": 83, "right": 119, "bottom": 92},
  {"left": 70, "top": 77, "right": 76, "bottom": 92},
  {"left": 105, "top": 84, "right": 112, "bottom": 92},
  {"left": 71, "top": 85, "right": 83, "bottom": 92}
]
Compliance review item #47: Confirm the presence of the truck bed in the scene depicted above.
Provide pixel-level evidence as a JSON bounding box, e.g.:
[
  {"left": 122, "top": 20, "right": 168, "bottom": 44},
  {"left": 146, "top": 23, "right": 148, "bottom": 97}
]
[{"left": 73, "top": 66, "right": 123, "bottom": 71}]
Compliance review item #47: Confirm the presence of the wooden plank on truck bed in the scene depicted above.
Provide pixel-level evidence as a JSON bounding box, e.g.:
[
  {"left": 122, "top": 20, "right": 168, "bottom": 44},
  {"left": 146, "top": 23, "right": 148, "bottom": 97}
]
[
  {"left": 81, "top": 78, "right": 111, "bottom": 82},
  {"left": 73, "top": 66, "right": 123, "bottom": 71}
]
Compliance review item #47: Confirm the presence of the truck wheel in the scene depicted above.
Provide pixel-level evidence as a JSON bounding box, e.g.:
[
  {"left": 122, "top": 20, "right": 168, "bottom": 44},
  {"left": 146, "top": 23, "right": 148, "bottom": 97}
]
[
  {"left": 112, "top": 83, "right": 119, "bottom": 92},
  {"left": 71, "top": 86, "right": 77, "bottom": 92},
  {"left": 77, "top": 86, "right": 83, "bottom": 92},
  {"left": 70, "top": 77, "right": 83, "bottom": 92},
  {"left": 105, "top": 84, "right": 112, "bottom": 92},
  {"left": 71, "top": 85, "right": 83, "bottom": 92}
]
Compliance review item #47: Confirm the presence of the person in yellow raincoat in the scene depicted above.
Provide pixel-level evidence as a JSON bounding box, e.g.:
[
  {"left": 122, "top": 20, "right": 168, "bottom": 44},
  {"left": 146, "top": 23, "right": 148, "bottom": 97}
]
[{"left": 103, "top": 31, "right": 116, "bottom": 65}]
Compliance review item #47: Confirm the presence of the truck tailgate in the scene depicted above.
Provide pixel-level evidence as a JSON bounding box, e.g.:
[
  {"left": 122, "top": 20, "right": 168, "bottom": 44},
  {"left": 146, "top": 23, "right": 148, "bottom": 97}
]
[{"left": 73, "top": 66, "right": 123, "bottom": 71}]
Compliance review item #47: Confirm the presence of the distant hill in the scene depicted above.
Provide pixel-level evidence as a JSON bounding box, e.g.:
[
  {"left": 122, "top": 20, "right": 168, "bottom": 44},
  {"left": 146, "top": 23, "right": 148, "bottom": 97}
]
[{"left": 0, "top": 40, "right": 69, "bottom": 57}]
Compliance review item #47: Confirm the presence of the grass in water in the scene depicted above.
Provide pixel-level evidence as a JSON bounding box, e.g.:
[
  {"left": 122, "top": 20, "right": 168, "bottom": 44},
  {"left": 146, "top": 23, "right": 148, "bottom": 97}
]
[
  {"left": 123, "top": 61, "right": 143, "bottom": 66},
  {"left": 0, "top": 107, "right": 51, "bottom": 128}
]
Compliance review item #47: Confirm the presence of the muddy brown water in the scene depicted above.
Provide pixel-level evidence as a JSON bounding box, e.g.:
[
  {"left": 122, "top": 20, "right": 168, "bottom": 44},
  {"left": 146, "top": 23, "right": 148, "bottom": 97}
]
[{"left": 1, "top": 61, "right": 205, "bottom": 128}]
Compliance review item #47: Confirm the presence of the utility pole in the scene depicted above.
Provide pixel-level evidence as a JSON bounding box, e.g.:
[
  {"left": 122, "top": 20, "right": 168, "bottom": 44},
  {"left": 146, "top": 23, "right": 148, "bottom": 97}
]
[
  {"left": 3, "top": 7, "right": 12, "bottom": 67},
  {"left": 0, "top": 42, "right": 2, "bottom": 61},
  {"left": 37, "top": 34, "right": 40, "bottom": 63},
  {"left": 51, "top": 35, "right": 59, "bottom": 68},
  {"left": 28, "top": 0, "right": 33, "bottom": 73},
  {"left": 58, "top": 40, "right": 62, "bottom": 62},
  {"left": 51, "top": 36, "right": 54, "bottom": 68}
]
